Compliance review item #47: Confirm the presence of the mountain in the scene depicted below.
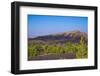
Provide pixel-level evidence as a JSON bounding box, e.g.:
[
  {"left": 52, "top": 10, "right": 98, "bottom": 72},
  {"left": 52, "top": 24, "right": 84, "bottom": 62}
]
[{"left": 29, "top": 31, "right": 87, "bottom": 44}]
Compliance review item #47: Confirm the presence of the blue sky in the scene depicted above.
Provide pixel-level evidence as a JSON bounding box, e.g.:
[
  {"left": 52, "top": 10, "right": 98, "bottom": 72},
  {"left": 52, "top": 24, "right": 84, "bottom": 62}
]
[{"left": 28, "top": 15, "right": 88, "bottom": 38}]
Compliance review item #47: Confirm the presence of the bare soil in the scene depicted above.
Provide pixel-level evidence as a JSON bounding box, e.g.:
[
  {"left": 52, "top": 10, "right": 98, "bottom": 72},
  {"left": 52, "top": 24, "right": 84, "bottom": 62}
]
[{"left": 28, "top": 53, "right": 76, "bottom": 61}]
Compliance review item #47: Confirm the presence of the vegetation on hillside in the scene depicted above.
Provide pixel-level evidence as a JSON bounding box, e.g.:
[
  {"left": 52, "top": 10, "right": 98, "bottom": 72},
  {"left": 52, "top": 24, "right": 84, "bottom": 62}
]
[{"left": 28, "top": 31, "right": 88, "bottom": 60}]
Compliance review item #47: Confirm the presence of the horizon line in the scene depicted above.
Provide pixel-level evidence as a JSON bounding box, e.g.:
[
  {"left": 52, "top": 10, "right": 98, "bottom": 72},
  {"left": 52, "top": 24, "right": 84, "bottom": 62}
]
[{"left": 28, "top": 30, "right": 87, "bottom": 39}]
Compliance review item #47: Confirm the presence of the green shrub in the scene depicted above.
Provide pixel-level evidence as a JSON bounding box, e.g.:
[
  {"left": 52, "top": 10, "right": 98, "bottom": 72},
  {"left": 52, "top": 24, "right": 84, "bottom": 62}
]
[
  {"left": 28, "top": 36, "right": 88, "bottom": 59},
  {"left": 76, "top": 36, "right": 88, "bottom": 58}
]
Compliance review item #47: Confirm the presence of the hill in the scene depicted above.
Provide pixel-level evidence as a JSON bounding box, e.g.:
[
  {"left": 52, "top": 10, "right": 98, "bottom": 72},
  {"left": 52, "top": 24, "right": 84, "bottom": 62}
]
[
  {"left": 29, "top": 31, "right": 87, "bottom": 44},
  {"left": 28, "top": 31, "right": 88, "bottom": 60}
]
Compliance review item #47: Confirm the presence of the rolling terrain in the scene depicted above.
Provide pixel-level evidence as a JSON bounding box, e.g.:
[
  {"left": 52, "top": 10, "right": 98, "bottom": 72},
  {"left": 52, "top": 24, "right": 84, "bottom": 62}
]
[{"left": 28, "top": 31, "right": 88, "bottom": 60}]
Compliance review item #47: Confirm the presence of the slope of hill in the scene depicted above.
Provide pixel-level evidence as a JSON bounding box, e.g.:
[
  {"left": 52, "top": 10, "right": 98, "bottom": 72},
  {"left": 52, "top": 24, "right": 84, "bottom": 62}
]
[
  {"left": 29, "top": 31, "right": 87, "bottom": 44},
  {"left": 28, "top": 31, "right": 88, "bottom": 60}
]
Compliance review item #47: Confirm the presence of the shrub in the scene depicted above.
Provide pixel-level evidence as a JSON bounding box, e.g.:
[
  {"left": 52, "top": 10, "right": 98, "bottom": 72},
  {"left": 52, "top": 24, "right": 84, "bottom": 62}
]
[{"left": 76, "top": 36, "right": 88, "bottom": 58}]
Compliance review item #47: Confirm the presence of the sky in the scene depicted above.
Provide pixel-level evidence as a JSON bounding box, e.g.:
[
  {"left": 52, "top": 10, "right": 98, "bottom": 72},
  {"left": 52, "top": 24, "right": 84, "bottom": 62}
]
[{"left": 28, "top": 15, "right": 88, "bottom": 38}]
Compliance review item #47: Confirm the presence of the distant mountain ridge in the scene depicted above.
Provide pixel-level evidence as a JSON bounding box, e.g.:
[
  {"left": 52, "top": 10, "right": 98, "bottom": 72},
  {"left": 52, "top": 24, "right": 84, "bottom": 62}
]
[{"left": 29, "top": 31, "right": 87, "bottom": 43}]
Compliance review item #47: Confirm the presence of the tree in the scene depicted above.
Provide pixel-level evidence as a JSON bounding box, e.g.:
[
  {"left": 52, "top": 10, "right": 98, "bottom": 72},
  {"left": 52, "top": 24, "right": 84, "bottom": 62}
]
[{"left": 76, "top": 36, "right": 88, "bottom": 58}]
